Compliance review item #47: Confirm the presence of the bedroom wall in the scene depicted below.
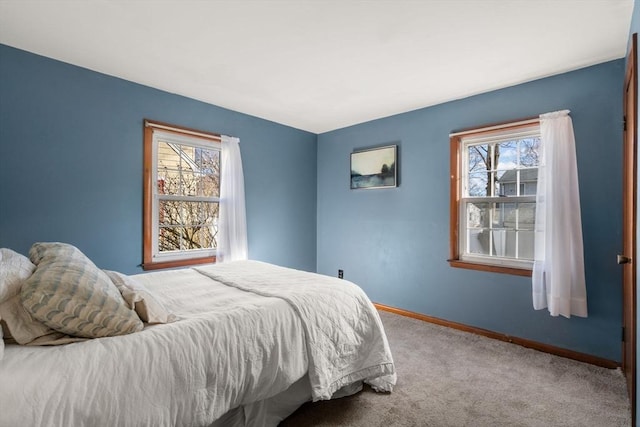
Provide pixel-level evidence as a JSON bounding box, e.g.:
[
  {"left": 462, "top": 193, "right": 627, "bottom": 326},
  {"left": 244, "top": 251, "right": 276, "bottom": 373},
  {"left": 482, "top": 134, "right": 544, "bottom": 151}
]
[
  {"left": 0, "top": 44, "right": 318, "bottom": 274},
  {"left": 317, "top": 60, "right": 624, "bottom": 361}
]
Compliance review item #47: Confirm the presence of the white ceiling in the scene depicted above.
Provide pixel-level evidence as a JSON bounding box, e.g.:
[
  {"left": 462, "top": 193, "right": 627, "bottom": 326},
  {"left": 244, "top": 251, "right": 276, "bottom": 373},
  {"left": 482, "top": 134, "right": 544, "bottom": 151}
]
[{"left": 0, "top": 0, "right": 634, "bottom": 133}]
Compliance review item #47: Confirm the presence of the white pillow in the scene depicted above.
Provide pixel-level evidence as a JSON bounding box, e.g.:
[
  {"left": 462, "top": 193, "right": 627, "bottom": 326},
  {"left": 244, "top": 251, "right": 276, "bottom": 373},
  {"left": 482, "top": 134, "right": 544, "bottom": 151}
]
[
  {"left": 0, "top": 294, "right": 57, "bottom": 344},
  {"left": 0, "top": 248, "right": 52, "bottom": 347},
  {"left": 0, "top": 315, "right": 3, "bottom": 361},
  {"left": 0, "top": 248, "right": 36, "bottom": 303},
  {"left": 105, "top": 270, "right": 177, "bottom": 324}
]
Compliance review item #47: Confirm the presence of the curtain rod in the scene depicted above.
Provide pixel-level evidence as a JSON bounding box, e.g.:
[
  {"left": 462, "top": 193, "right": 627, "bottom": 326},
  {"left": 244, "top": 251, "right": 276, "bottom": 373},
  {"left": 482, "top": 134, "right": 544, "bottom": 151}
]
[
  {"left": 449, "top": 116, "right": 539, "bottom": 138},
  {"left": 145, "top": 119, "right": 222, "bottom": 141}
]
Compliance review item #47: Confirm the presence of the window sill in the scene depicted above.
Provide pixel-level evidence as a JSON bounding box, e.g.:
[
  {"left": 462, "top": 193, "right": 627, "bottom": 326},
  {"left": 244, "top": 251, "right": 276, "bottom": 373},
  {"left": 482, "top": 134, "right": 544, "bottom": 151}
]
[
  {"left": 142, "top": 256, "right": 216, "bottom": 271},
  {"left": 447, "top": 259, "right": 532, "bottom": 277}
]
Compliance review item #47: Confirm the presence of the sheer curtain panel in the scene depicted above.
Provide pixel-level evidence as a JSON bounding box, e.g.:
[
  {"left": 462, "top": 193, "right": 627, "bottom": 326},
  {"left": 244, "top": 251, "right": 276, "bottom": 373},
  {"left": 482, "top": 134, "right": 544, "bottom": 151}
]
[
  {"left": 217, "top": 135, "right": 248, "bottom": 263},
  {"left": 532, "top": 110, "right": 588, "bottom": 318}
]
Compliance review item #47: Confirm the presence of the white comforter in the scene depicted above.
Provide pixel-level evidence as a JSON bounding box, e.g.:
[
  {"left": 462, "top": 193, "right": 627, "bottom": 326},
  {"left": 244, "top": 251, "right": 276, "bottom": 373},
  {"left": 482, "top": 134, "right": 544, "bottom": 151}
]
[
  {"left": 0, "top": 261, "right": 396, "bottom": 427},
  {"left": 195, "top": 261, "right": 396, "bottom": 400}
]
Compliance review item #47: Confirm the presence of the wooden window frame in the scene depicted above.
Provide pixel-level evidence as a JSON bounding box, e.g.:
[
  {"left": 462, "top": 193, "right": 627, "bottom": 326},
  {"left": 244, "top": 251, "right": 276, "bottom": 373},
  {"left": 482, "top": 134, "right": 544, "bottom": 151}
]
[
  {"left": 142, "top": 119, "right": 222, "bottom": 270},
  {"left": 448, "top": 118, "right": 540, "bottom": 277}
]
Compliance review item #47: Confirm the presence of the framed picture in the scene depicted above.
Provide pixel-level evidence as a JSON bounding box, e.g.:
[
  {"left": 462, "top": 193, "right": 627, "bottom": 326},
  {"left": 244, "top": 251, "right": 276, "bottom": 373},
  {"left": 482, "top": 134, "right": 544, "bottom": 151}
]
[{"left": 350, "top": 145, "right": 397, "bottom": 189}]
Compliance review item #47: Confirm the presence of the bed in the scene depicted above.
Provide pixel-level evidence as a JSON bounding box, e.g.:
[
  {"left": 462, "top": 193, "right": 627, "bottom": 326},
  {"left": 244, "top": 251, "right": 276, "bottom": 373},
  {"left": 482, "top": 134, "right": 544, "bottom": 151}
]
[{"left": 0, "top": 243, "right": 396, "bottom": 427}]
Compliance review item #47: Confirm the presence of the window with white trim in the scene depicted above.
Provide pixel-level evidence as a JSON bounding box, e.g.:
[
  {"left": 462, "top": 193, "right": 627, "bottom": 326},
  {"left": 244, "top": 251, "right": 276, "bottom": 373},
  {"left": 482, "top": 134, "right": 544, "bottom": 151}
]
[
  {"left": 449, "top": 120, "right": 540, "bottom": 275},
  {"left": 143, "top": 120, "right": 221, "bottom": 270}
]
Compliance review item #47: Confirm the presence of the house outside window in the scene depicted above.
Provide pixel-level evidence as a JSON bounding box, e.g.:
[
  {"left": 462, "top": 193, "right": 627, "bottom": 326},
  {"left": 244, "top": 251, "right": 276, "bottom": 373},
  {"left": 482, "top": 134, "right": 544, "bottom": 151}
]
[
  {"left": 449, "top": 120, "right": 540, "bottom": 276},
  {"left": 143, "top": 120, "right": 221, "bottom": 270}
]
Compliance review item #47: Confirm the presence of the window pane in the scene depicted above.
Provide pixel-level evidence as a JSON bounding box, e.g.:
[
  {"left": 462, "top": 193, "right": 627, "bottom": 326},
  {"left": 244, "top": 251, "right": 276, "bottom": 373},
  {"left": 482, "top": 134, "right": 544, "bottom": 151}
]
[
  {"left": 200, "top": 146, "right": 220, "bottom": 198},
  {"left": 496, "top": 141, "right": 518, "bottom": 171},
  {"left": 193, "top": 226, "right": 217, "bottom": 249},
  {"left": 157, "top": 169, "right": 181, "bottom": 196},
  {"left": 157, "top": 177, "right": 167, "bottom": 195},
  {"left": 492, "top": 229, "right": 509, "bottom": 257},
  {"left": 467, "top": 202, "right": 489, "bottom": 228},
  {"left": 197, "top": 201, "right": 219, "bottom": 249},
  {"left": 522, "top": 181, "right": 537, "bottom": 196},
  {"left": 464, "top": 201, "right": 536, "bottom": 261},
  {"left": 468, "top": 229, "right": 491, "bottom": 256},
  {"left": 467, "top": 202, "right": 491, "bottom": 255},
  {"left": 159, "top": 226, "right": 182, "bottom": 252},
  {"left": 157, "top": 142, "right": 181, "bottom": 170},
  {"left": 196, "top": 148, "right": 220, "bottom": 173},
  {"left": 520, "top": 137, "right": 540, "bottom": 167},
  {"left": 492, "top": 202, "right": 535, "bottom": 230},
  {"left": 468, "top": 144, "right": 489, "bottom": 173},
  {"left": 159, "top": 200, "right": 181, "bottom": 226},
  {"left": 495, "top": 170, "right": 517, "bottom": 196},
  {"left": 200, "top": 174, "right": 220, "bottom": 197},
  {"left": 187, "top": 201, "right": 215, "bottom": 226},
  {"left": 518, "top": 231, "right": 535, "bottom": 259},
  {"left": 503, "top": 230, "right": 517, "bottom": 258},
  {"left": 157, "top": 142, "right": 220, "bottom": 198},
  {"left": 174, "top": 171, "right": 221, "bottom": 198},
  {"left": 468, "top": 172, "right": 490, "bottom": 197},
  {"left": 519, "top": 169, "right": 538, "bottom": 195},
  {"left": 181, "top": 172, "right": 199, "bottom": 196},
  {"left": 200, "top": 202, "right": 219, "bottom": 225},
  {"left": 158, "top": 225, "right": 217, "bottom": 252},
  {"left": 494, "top": 203, "right": 515, "bottom": 228},
  {"left": 179, "top": 145, "right": 197, "bottom": 167},
  {"left": 518, "top": 202, "right": 536, "bottom": 230},
  {"left": 495, "top": 169, "right": 538, "bottom": 197},
  {"left": 181, "top": 226, "right": 214, "bottom": 250},
  {"left": 158, "top": 201, "right": 218, "bottom": 253}
]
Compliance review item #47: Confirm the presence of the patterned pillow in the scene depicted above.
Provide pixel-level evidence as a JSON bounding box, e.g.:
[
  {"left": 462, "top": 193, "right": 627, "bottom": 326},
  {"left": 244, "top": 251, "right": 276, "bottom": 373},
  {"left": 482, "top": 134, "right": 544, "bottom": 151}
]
[
  {"left": 20, "top": 242, "right": 143, "bottom": 338},
  {"left": 105, "top": 270, "right": 177, "bottom": 324}
]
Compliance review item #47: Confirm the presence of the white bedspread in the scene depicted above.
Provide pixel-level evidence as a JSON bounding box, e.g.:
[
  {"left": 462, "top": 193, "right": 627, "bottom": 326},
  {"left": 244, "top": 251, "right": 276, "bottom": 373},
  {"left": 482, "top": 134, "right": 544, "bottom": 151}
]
[
  {"left": 0, "top": 261, "right": 396, "bottom": 427},
  {"left": 195, "top": 261, "right": 396, "bottom": 401}
]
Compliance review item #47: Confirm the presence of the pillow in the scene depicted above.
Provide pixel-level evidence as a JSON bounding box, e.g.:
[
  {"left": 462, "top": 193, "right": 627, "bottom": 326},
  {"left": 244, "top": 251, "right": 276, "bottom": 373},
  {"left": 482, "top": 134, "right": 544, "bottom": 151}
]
[
  {"left": 0, "top": 248, "right": 36, "bottom": 303},
  {"left": 105, "top": 270, "right": 177, "bottom": 324},
  {"left": 0, "top": 294, "right": 57, "bottom": 344},
  {"left": 0, "top": 315, "right": 3, "bottom": 361},
  {"left": 0, "top": 248, "right": 56, "bottom": 345},
  {"left": 20, "top": 242, "right": 143, "bottom": 338}
]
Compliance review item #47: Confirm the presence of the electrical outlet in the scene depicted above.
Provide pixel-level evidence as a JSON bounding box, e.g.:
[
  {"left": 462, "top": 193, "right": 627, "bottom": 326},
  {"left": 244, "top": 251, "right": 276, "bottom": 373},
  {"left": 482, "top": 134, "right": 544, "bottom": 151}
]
[{"left": 338, "top": 269, "right": 344, "bottom": 279}]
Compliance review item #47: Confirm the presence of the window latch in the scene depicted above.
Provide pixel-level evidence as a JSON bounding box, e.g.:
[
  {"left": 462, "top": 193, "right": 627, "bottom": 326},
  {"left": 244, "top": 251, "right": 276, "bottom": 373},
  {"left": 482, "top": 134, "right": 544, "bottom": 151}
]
[{"left": 617, "top": 254, "right": 632, "bottom": 265}]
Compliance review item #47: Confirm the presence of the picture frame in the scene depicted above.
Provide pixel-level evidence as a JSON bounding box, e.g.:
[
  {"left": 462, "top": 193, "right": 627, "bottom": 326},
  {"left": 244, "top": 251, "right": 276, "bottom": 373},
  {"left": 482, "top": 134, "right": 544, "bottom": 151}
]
[{"left": 350, "top": 145, "right": 397, "bottom": 189}]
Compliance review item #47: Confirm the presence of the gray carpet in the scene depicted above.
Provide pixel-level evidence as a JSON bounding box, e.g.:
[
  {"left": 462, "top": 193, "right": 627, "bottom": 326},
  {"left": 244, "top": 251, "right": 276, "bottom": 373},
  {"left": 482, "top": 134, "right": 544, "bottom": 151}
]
[{"left": 280, "top": 310, "right": 630, "bottom": 427}]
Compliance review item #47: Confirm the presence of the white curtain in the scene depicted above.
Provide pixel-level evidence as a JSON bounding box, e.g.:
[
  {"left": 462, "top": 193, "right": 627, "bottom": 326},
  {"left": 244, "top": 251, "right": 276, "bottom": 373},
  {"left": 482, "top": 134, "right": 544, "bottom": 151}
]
[
  {"left": 532, "top": 110, "right": 587, "bottom": 318},
  {"left": 217, "top": 135, "right": 248, "bottom": 263}
]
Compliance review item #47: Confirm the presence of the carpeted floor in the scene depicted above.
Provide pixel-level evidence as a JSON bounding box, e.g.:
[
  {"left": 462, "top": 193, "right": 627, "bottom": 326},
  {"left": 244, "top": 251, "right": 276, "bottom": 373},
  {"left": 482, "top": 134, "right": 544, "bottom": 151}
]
[{"left": 280, "top": 310, "right": 631, "bottom": 427}]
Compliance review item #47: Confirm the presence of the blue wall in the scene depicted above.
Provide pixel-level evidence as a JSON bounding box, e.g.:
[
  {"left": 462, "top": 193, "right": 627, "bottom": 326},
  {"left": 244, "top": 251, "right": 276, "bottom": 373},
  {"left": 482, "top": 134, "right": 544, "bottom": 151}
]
[
  {"left": 0, "top": 41, "right": 627, "bottom": 363},
  {"left": 0, "top": 44, "right": 318, "bottom": 274},
  {"left": 317, "top": 60, "right": 624, "bottom": 361}
]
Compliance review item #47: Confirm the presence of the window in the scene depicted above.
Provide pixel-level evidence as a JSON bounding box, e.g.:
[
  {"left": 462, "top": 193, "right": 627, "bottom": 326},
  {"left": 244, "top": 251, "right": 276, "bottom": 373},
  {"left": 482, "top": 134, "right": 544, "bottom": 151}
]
[
  {"left": 449, "top": 119, "right": 540, "bottom": 276},
  {"left": 143, "top": 120, "right": 221, "bottom": 270}
]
